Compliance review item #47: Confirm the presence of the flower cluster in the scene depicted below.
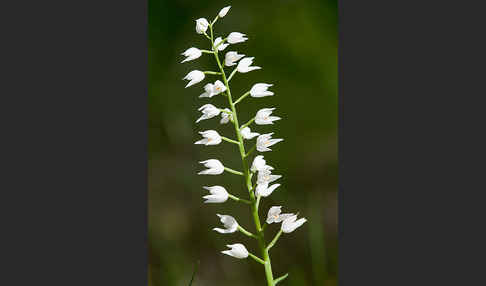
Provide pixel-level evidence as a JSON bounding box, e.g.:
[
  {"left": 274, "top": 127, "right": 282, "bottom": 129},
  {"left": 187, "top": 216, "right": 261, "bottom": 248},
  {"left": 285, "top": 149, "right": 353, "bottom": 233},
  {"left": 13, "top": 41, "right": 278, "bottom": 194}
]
[{"left": 181, "top": 5, "right": 306, "bottom": 285}]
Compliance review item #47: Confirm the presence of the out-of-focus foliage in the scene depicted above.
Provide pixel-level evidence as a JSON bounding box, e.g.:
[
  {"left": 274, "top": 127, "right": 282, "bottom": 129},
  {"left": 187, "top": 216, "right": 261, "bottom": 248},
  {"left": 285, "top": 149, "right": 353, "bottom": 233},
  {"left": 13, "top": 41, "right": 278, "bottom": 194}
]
[{"left": 149, "top": 1, "right": 337, "bottom": 285}]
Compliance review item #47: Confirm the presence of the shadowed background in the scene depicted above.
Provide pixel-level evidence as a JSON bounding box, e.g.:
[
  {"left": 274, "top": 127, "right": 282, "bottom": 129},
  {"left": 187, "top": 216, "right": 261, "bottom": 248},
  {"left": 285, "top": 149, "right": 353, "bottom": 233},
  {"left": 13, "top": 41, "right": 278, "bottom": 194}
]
[{"left": 149, "top": 1, "right": 337, "bottom": 285}]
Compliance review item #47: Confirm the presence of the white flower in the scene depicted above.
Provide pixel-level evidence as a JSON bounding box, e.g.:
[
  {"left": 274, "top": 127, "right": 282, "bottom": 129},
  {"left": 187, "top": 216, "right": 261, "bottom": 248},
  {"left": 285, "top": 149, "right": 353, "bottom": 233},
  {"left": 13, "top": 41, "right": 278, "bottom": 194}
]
[
  {"left": 266, "top": 206, "right": 294, "bottom": 224},
  {"left": 281, "top": 214, "right": 307, "bottom": 233},
  {"left": 195, "top": 18, "right": 209, "bottom": 34},
  {"left": 219, "top": 6, "right": 231, "bottom": 18},
  {"left": 181, "top": 47, "right": 202, "bottom": 63},
  {"left": 214, "top": 37, "right": 229, "bottom": 51},
  {"left": 199, "top": 83, "right": 215, "bottom": 98},
  {"left": 213, "top": 214, "right": 238, "bottom": 233},
  {"left": 255, "top": 108, "right": 281, "bottom": 125},
  {"left": 220, "top": 108, "right": 233, "bottom": 124},
  {"left": 199, "top": 80, "right": 227, "bottom": 98},
  {"left": 251, "top": 155, "right": 267, "bottom": 172},
  {"left": 237, "top": 57, "right": 261, "bottom": 73},
  {"left": 183, "top": 70, "right": 205, "bottom": 88},
  {"left": 198, "top": 159, "right": 224, "bottom": 175},
  {"left": 256, "top": 133, "right": 284, "bottom": 152},
  {"left": 227, "top": 32, "right": 248, "bottom": 44},
  {"left": 240, "top": 127, "right": 259, "bottom": 139},
  {"left": 225, "top": 51, "right": 245, "bottom": 67},
  {"left": 213, "top": 80, "right": 226, "bottom": 94},
  {"left": 257, "top": 168, "right": 281, "bottom": 185},
  {"left": 222, "top": 243, "right": 249, "bottom": 259},
  {"left": 202, "top": 186, "right": 229, "bottom": 203},
  {"left": 196, "top": 104, "right": 221, "bottom": 123},
  {"left": 255, "top": 183, "right": 280, "bottom": 197},
  {"left": 195, "top": 130, "right": 222, "bottom": 145},
  {"left": 250, "top": 83, "right": 274, "bottom": 97}
]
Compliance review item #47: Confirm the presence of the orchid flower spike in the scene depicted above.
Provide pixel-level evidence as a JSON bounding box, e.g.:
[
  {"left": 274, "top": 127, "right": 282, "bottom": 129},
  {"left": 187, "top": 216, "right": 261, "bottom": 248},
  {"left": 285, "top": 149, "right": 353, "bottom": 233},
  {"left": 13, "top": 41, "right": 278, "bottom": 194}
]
[
  {"left": 198, "top": 159, "right": 224, "bottom": 175},
  {"left": 202, "top": 186, "right": 229, "bottom": 203},
  {"left": 218, "top": 6, "right": 231, "bottom": 18},
  {"left": 240, "top": 126, "right": 260, "bottom": 139},
  {"left": 220, "top": 108, "right": 233, "bottom": 124},
  {"left": 196, "top": 104, "right": 221, "bottom": 123},
  {"left": 256, "top": 133, "right": 284, "bottom": 152},
  {"left": 250, "top": 83, "right": 274, "bottom": 97},
  {"left": 181, "top": 47, "right": 202, "bottom": 63},
  {"left": 222, "top": 243, "right": 249, "bottom": 259},
  {"left": 255, "top": 183, "right": 281, "bottom": 197},
  {"left": 225, "top": 51, "right": 245, "bottom": 67},
  {"left": 200, "top": 80, "right": 226, "bottom": 98},
  {"left": 183, "top": 70, "right": 205, "bottom": 88},
  {"left": 237, "top": 57, "right": 261, "bottom": 73},
  {"left": 251, "top": 155, "right": 269, "bottom": 172},
  {"left": 227, "top": 32, "right": 248, "bottom": 44},
  {"left": 281, "top": 214, "right": 307, "bottom": 233},
  {"left": 195, "top": 18, "right": 209, "bottom": 34},
  {"left": 255, "top": 108, "right": 281, "bottom": 125},
  {"left": 213, "top": 214, "right": 238, "bottom": 233},
  {"left": 195, "top": 130, "right": 222, "bottom": 146},
  {"left": 266, "top": 206, "right": 294, "bottom": 224},
  {"left": 214, "top": 37, "right": 229, "bottom": 51}
]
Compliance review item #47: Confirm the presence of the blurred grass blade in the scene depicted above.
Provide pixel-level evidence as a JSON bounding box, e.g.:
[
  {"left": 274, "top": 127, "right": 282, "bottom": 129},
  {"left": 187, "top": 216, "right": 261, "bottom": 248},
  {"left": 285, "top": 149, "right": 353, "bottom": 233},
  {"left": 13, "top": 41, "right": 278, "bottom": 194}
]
[
  {"left": 274, "top": 273, "right": 289, "bottom": 285},
  {"left": 188, "top": 260, "right": 200, "bottom": 286}
]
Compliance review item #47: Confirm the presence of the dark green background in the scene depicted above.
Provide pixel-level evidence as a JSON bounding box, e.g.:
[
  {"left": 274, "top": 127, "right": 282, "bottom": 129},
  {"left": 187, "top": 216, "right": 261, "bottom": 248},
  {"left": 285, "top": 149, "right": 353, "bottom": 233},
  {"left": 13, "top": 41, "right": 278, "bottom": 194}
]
[{"left": 149, "top": 1, "right": 337, "bottom": 285}]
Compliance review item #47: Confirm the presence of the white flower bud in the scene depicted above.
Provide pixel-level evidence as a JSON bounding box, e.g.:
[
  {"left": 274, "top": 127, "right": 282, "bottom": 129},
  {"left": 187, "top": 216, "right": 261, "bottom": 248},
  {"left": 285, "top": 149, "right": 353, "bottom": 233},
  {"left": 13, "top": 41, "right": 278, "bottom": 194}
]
[
  {"left": 281, "top": 214, "right": 307, "bottom": 233},
  {"left": 255, "top": 183, "right": 280, "bottom": 197},
  {"left": 199, "top": 80, "right": 227, "bottom": 98},
  {"left": 251, "top": 155, "right": 267, "bottom": 172},
  {"left": 218, "top": 6, "right": 231, "bottom": 18},
  {"left": 181, "top": 47, "right": 202, "bottom": 63},
  {"left": 227, "top": 32, "right": 248, "bottom": 44},
  {"left": 266, "top": 206, "right": 294, "bottom": 224},
  {"left": 213, "top": 214, "right": 238, "bottom": 233},
  {"left": 240, "top": 126, "right": 260, "bottom": 139},
  {"left": 214, "top": 37, "right": 229, "bottom": 51},
  {"left": 198, "top": 160, "right": 224, "bottom": 175},
  {"left": 196, "top": 104, "right": 221, "bottom": 123},
  {"left": 255, "top": 108, "right": 281, "bottom": 125},
  {"left": 202, "top": 186, "right": 229, "bottom": 203},
  {"left": 195, "top": 130, "right": 222, "bottom": 145},
  {"left": 183, "top": 70, "right": 205, "bottom": 88},
  {"left": 250, "top": 83, "right": 274, "bottom": 97},
  {"left": 225, "top": 51, "right": 245, "bottom": 66},
  {"left": 195, "top": 18, "right": 209, "bottom": 34},
  {"left": 222, "top": 243, "right": 249, "bottom": 259},
  {"left": 256, "top": 133, "right": 283, "bottom": 152},
  {"left": 237, "top": 57, "right": 261, "bottom": 73}
]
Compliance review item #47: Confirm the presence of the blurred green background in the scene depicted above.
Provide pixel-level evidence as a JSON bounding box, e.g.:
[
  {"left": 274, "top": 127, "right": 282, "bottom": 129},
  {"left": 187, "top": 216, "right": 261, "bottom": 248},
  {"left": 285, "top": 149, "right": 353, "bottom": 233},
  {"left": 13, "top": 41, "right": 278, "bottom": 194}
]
[{"left": 149, "top": 1, "right": 337, "bottom": 285}]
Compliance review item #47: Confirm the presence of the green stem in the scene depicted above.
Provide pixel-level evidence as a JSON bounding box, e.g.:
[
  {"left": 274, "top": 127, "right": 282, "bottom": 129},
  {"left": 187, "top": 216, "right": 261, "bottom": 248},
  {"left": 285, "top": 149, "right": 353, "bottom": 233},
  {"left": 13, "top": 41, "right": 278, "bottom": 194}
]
[
  {"left": 241, "top": 117, "right": 255, "bottom": 129},
  {"left": 245, "top": 144, "right": 256, "bottom": 158},
  {"left": 234, "top": 91, "right": 250, "bottom": 105},
  {"left": 203, "top": 71, "right": 222, "bottom": 75},
  {"left": 221, "top": 136, "right": 240, "bottom": 145},
  {"left": 228, "top": 194, "right": 251, "bottom": 204},
  {"left": 266, "top": 230, "right": 283, "bottom": 251},
  {"left": 209, "top": 25, "right": 275, "bottom": 286},
  {"left": 237, "top": 225, "right": 258, "bottom": 238},
  {"left": 248, "top": 252, "right": 265, "bottom": 265},
  {"left": 274, "top": 273, "right": 289, "bottom": 285},
  {"left": 224, "top": 167, "right": 244, "bottom": 176},
  {"left": 227, "top": 67, "right": 238, "bottom": 82}
]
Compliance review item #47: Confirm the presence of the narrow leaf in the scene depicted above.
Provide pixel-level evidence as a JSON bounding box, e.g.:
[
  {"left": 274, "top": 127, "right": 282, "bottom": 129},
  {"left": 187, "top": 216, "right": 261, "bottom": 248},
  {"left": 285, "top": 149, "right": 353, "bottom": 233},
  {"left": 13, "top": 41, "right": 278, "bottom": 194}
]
[{"left": 188, "top": 260, "right": 200, "bottom": 286}]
